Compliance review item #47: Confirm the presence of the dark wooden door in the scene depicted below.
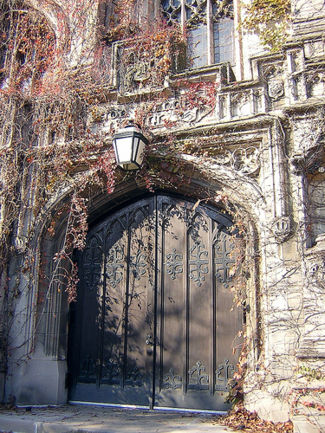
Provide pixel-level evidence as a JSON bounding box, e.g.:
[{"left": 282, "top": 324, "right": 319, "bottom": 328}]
[{"left": 68, "top": 194, "right": 242, "bottom": 410}]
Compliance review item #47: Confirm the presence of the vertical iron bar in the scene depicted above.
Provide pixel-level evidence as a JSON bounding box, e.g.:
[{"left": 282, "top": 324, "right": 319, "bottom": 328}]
[
  {"left": 98, "top": 248, "right": 106, "bottom": 388},
  {"left": 151, "top": 194, "right": 159, "bottom": 409},
  {"left": 159, "top": 198, "right": 166, "bottom": 394},
  {"left": 210, "top": 220, "right": 216, "bottom": 395},
  {"left": 183, "top": 215, "right": 190, "bottom": 394},
  {"left": 123, "top": 226, "right": 131, "bottom": 388}
]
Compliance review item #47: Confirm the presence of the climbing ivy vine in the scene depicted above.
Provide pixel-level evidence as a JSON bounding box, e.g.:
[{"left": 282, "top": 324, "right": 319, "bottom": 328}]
[{"left": 243, "top": 0, "right": 291, "bottom": 52}]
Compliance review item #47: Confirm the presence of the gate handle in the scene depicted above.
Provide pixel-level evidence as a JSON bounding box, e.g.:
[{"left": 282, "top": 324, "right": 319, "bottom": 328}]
[{"left": 146, "top": 334, "right": 154, "bottom": 345}]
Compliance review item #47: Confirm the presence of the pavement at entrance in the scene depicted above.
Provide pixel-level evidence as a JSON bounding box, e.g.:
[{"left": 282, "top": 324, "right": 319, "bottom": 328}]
[{"left": 0, "top": 404, "right": 242, "bottom": 433}]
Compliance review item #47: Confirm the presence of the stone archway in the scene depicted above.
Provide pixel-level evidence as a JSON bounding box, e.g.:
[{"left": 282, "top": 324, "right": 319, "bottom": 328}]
[{"left": 6, "top": 160, "right": 261, "bottom": 407}]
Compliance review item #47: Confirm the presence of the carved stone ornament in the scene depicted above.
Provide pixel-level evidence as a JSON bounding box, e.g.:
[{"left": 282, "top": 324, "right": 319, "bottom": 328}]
[
  {"left": 307, "top": 259, "right": 325, "bottom": 289},
  {"left": 14, "top": 235, "right": 27, "bottom": 253},
  {"left": 115, "top": 41, "right": 163, "bottom": 94},
  {"left": 262, "top": 63, "right": 283, "bottom": 80},
  {"left": 306, "top": 234, "right": 325, "bottom": 289},
  {"left": 306, "top": 71, "right": 325, "bottom": 98},
  {"left": 123, "top": 62, "right": 151, "bottom": 92},
  {"left": 231, "top": 147, "right": 261, "bottom": 175},
  {"left": 290, "top": 146, "right": 324, "bottom": 174},
  {"left": 88, "top": 104, "right": 131, "bottom": 133},
  {"left": 271, "top": 216, "right": 294, "bottom": 243},
  {"left": 268, "top": 79, "right": 284, "bottom": 100},
  {"left": 212, "top": 146, "right": 261, "bottom": 176},
  {"left": 260, "top": 62, "right": 284, "bottom": 100}
]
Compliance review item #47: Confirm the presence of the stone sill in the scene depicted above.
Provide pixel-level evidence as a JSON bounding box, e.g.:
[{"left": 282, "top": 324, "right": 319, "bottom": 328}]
[{"left": 170, "top": 62, "right": 235, "bottom": 82}]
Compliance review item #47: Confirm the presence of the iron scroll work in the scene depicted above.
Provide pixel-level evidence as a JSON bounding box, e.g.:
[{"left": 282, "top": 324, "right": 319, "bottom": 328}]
[
  {"left": 69, "top": 194, "right": 242, "bottom": 410},
  {"left": 162, "top": 360, "right": 236, "bottom": 392}
]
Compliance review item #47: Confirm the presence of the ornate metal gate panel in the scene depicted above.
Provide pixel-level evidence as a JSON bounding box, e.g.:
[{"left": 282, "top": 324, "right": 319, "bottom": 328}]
[
  {"left": 154, "top": 195, "right": 241, "bottom": 410},
  {"left": 69, "top": 198, "right": 155, "bottom": 405},
  {"left": 68, "top": 194, "right": 242, "bottom": 410}
]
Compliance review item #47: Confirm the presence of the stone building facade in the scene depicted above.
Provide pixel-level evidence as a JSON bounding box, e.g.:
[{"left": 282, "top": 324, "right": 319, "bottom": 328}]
[{"left": 1, "top": 0, "right": 325, "bottom": 432}]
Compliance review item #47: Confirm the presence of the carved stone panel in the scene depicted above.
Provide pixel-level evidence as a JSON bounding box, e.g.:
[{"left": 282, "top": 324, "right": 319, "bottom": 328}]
[
  {"left": 113, "top": 40, "right": 171, "bottom": 94},
  {"left": 230, "top": 91, "right": 251, "bottom": 117},
  {"left": 260, "top": 61, "right": 285, "bottom": 104},
  {"left": 210, "top": 145, "right": 261, "bottom": 177},
  {"left": 268, "top": 79, "right": 284, "bottom": 100}
]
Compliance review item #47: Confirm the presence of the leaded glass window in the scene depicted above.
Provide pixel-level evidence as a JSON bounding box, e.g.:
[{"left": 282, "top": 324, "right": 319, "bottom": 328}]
[{"left": 162, "top": 0, "right": 234, "bottom": 69}]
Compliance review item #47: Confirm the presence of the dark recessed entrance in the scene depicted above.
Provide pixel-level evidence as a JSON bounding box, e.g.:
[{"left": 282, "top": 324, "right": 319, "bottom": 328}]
[{"left": 68, "top": 194, "right": 242, "bottom": 411}]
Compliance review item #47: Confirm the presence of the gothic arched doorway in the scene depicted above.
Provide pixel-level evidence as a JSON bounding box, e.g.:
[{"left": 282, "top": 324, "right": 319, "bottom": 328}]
[{"left": 68, "top": 193, "right": 242, "bottom": 410}]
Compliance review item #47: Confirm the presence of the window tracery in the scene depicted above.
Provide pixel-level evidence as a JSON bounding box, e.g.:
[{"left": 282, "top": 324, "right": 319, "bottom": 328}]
[
  {"left": 162, "top": 0, "right": 181, "bottom": 25},
  {"left": 162, "top": 0, "right": 234, "bottom": 68},
  {"left": 0, "top": 2, "right": 55, "bottom": 92}
]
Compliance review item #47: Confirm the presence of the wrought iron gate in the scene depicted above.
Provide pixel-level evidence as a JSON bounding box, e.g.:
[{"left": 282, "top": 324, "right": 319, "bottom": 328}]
[{"left": 68, "top": 194, "right": 242, "bottom": 410}]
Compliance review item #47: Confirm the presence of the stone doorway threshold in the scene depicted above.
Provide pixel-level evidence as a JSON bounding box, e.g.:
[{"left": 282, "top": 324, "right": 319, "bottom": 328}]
[{"left": 0, "top": 403, "right": 241, "bottom": 433}]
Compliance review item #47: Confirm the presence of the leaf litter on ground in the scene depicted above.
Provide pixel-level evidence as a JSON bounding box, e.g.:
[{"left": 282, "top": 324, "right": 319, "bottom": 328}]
[{"left": 214, "top": 404, "right": 293, "bottom": 433}]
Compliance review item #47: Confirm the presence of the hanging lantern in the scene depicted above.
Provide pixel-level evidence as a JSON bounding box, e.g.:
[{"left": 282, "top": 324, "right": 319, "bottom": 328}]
[{"left": 112, "top": 123, "right": 148, "bottom": 171}]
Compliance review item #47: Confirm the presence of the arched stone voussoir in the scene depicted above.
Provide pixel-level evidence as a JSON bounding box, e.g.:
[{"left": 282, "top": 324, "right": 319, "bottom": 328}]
[
  {"left": 32, "top": 156, "right": 264, "bottom": 246},
  {"left": 178, "top": 153, "right": 266, "bottom": 219}
]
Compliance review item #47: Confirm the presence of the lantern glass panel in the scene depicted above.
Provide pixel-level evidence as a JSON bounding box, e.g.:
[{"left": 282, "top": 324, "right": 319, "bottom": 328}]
[
  {"left": 135, "top": 139, "right": 145, "bottom": 166},
  {"left": 132, "top": 137, "right": 139, "bottom": 161},
  {"left": 116, "top": 137, "right": 133, "bottom": 164}
]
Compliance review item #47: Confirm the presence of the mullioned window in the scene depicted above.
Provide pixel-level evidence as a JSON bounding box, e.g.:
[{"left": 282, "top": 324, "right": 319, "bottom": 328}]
[{"left": 162, "top": 0, "right": 234, "bottom": 68}]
